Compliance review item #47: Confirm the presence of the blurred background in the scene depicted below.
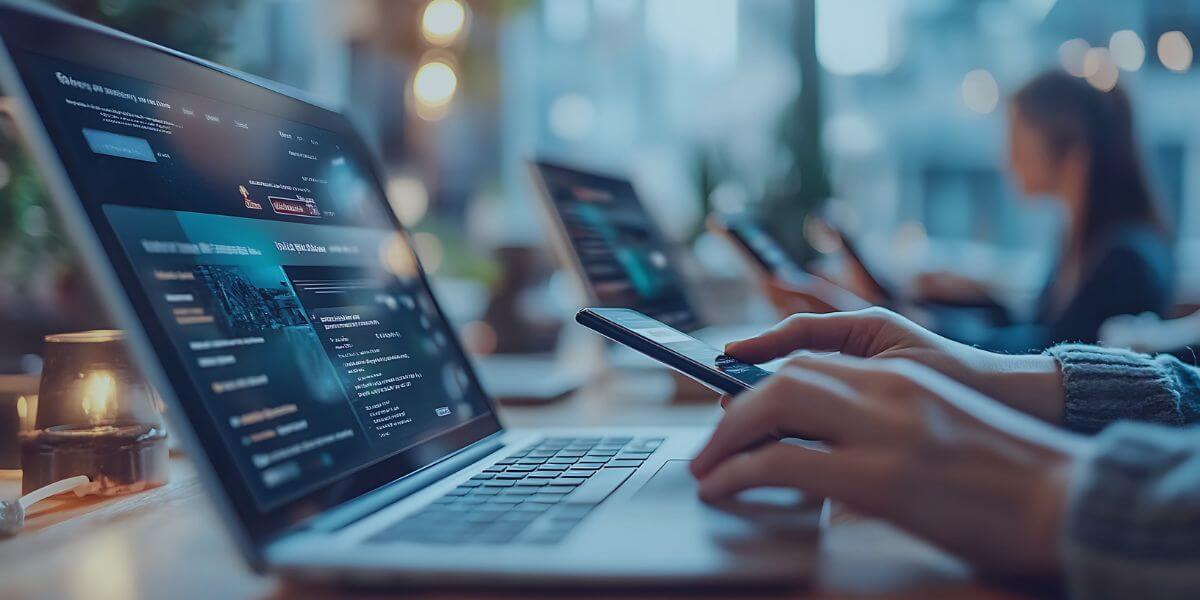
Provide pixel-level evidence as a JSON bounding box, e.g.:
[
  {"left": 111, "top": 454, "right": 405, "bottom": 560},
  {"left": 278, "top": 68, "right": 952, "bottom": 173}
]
[{"left": 1, "top": 0, "right": 1198, "bottom": 372}]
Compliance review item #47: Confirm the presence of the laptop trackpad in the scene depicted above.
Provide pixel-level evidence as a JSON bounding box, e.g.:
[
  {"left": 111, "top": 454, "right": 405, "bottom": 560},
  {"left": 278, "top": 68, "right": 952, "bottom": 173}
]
[{"left": 634, "top": 460, "right": 806, "bottom": 507}]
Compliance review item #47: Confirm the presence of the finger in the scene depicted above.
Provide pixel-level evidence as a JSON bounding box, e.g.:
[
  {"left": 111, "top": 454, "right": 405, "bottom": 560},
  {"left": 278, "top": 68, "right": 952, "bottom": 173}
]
[
  {"left": 690, "top": 367, "right": 862, "bottom": 478},
  {"left": 783, "top": 354, "right": 947, "bottom": 403},
  {"left": 724, "top": 309, "right": 894, "bottom": 364},
  {"left": 782, "top": 353, "right": 914, "bottom": 388},
  {"left": 718, "top": 395, "right": 733, "bottom": 411},
  {"left": 696, "top": 442, "right": 867, "bottom": 502}
]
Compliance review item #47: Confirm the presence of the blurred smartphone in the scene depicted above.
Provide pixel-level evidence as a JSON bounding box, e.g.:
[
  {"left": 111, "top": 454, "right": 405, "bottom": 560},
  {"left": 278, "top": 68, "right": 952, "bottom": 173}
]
[
  {"left": 822, "top": 221, "right": 897, "bottom": 304},
  {"left": 707, "top": 213, "right": 812, "bottom": 285},
  {"left": 576, "top": 307, "right": 772, "bottom": 396}
]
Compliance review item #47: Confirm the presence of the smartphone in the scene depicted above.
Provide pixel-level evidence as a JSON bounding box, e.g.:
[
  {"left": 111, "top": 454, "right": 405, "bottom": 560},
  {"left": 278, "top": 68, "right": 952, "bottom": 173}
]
[
  {"left": 707, "top": 213, "right": 814, "bottom": 286},
  {"left": 823, "top": 222, "right": 897, "bottom": 304},
  {"left": 576, "top": 307, "right": 772, "bottom": 395}
]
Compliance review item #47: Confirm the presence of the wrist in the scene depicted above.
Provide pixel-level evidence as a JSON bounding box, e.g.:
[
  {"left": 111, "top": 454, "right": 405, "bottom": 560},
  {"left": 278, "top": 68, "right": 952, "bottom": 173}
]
[{"left": 960, "top": 347, "right": 1066, "bottom": 423}]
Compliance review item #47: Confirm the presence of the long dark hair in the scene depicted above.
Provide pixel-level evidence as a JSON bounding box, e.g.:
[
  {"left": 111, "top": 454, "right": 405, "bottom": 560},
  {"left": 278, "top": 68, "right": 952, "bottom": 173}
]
[{"left": 1011, "top": 71, "right": 1167, "bottom": 248}]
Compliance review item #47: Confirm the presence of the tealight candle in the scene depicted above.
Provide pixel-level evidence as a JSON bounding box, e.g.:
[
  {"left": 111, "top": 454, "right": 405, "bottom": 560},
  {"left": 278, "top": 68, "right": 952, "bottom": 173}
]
[{"left": 18, "top": 331, "right": 167, "bottom": 496}]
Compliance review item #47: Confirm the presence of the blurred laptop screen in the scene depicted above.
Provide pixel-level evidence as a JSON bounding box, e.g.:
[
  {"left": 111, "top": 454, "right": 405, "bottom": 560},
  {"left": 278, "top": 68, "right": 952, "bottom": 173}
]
[{"left": 535, "top": 162, "right": 701, "bottom": 331}]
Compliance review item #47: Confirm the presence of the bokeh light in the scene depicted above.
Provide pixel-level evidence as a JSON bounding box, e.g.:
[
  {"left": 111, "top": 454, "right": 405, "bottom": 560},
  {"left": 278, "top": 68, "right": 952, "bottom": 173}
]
[
  {"left": 421, "top": 0, "right": 467, "bottom": 46},
  {"left": 1109, "top": 30, "right": 1145, "bottom": 72},
  {"left": 412, "top": 231, "right": 445, "bottom": 274},
  {"left": 379, "top": 233, "right": 418, "bottom": 278},
  {"left": 960, "top": 69, "right": 999, "bottom": 114},
  {"left": 803, "top": 215, "right": 842, "bottom": 254},
  {"left": 1058, "top": 38, "right": 1090, "bottom": 77},
  {"left": 1158, "top": 31, "right": 1194, "bottom": 72},
  {"left": 816, "top": 0, "right": 897, "bottom": 76},
  {"left": 20, "top": 205, "right": 49, "bottom": 237},
  {"left": 386, "top": 175, "right": 429, "bottom": 226},
  {"left": 411, "top": 58, "right": 458, "bottom": 120},
  {"left": 1084, "top": 47, "right": 1118, "bottom": 92}
]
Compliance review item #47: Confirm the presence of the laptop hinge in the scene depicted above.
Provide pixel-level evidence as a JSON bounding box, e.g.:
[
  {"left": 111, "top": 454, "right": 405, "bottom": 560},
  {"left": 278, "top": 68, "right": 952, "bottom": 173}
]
[{"left": 299, "top": 433, "right": 506, "bottom": 534}]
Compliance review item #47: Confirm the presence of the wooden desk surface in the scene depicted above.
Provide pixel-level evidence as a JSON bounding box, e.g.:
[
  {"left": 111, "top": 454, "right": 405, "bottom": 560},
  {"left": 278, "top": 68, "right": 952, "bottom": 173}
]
[{"left": 0, "top": 369, "right": 1034, "bottom": 600}]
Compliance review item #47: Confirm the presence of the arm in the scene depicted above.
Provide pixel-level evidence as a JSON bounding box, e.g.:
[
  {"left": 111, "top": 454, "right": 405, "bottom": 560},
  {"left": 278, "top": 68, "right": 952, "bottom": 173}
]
[
  {"left": 726, "top": 309, "right": 1200, "bottom": 429},
  {"left": 1065, "top": 422, "right": 1200, "bottom": 598},
  {"left": 726, "top": 309, "right": 1070, "bottom": 422},
  {"left": 1046, "top": 344, "right": 1200, "bottom": 433}
]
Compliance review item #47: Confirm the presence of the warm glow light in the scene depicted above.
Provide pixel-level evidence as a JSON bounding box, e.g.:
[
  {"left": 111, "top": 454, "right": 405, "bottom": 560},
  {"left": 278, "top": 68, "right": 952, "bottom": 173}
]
[
  {"left": 1158, "top": 31, "right": 1193, "bottom": 72},
  {"left": 412, "top": 231, "right": 445, "bottom": 274},
  {"left": 379, "top": 234, "right": 418, "bottom": 278},
  {"left": 80, "top": 371, "right": 115, "bottom": 424},
  {"left": 386, "top": 175, "right": 430, "bottom": 226},
  {"left": 1084, "top": 47, "right": 1119, "bottom": 92},
  {"left": 15, "top": 395, "right": 35, "bottom": 429},
  {"left": 961, "top": 69, "right": 999, "bottom": 114},
  {"left": 412, "top": 59, "right": 458, "bottom": 120},
  {"left": 1058, "top": 38, "right": 1090, "bottom": 77},
  {"left": 421, "top": 0, "right": 466, "bottom": 46},
  {"left": 1109, "top": 30, "right": 1145, "bottom": 71}
]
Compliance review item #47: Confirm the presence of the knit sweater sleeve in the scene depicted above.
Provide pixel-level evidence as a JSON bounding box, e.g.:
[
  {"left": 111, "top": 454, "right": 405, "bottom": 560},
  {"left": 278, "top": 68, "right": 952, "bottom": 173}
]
[
  {"left": 1045, "top": 344, "right": 1200, "bottom": 433},
  {"left": 1063, "top": 422, "right": 1200, "bottom": 599}
]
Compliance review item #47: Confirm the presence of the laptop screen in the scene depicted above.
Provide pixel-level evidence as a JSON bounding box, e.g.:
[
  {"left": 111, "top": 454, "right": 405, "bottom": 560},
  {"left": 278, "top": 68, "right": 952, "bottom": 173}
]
[
  {"left": 0, "top": 8, "right": 499, "bottom": 524},
  {"left": 532, "top": 161, "right": 702, "bottom": 332}
]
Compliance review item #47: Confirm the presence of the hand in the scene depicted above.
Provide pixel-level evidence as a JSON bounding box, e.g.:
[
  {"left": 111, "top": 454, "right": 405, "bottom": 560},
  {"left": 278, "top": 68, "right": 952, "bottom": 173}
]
[
  {"left": 726, "top": 308, "right": 1066, "bottom": 424},
  {"left": 692, "top": 355, "right": 1087, "bottom": 574},
  {"left": 761, "top": 276, "right": 873, "bottom": 318}
]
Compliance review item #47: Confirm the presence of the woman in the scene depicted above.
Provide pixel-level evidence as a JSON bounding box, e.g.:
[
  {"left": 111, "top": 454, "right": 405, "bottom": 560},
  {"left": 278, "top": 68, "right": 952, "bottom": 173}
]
[
  {"left": 694, "top": 308, "right": 1200, "bottom": 597},
  {"left": 768, "top": 71, "right": 1175, "bottom": 353}
]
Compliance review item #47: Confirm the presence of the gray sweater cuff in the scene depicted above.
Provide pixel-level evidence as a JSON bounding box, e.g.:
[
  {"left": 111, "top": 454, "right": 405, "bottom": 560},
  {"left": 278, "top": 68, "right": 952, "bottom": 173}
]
[
  {"left": 1064, "top": 422, "right": 1200, "bottom": 599},
  {"left": 1045, "top": 344, "right": 1185, "bottom": 433}
]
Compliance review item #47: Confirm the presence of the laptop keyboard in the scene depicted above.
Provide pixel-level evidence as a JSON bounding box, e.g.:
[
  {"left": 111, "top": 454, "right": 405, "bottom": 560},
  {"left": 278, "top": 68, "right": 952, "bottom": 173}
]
[{"left": 367, "top": 435, "right": 663, "bottom": 546}]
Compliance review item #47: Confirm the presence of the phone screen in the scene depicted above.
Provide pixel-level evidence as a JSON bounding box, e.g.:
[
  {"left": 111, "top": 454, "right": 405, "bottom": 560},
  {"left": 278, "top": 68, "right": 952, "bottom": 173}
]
[
  {"left": 578, "top": 308, "right": 773, "bottom": 392},
  {"left": 712, "top": 214, "right": 811, "bottom": 285}
]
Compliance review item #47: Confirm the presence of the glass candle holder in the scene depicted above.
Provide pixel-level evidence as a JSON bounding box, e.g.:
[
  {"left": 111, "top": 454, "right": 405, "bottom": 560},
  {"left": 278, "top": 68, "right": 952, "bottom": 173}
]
[{"left": 19, "top": 330, "right": 168, "bottom": 496}]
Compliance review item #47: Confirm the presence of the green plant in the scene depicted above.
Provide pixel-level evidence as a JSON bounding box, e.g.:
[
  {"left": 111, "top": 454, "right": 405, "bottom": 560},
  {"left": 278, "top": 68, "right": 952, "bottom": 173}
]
[{"left": 0, "top": 129, "right": 72, "bottom": 292}]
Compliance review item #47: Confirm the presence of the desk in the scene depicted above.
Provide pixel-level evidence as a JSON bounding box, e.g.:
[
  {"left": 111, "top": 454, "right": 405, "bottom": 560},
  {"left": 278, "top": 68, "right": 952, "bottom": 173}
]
[{"left": 0, "top": 369, "right": 1031, "bottom": 600}]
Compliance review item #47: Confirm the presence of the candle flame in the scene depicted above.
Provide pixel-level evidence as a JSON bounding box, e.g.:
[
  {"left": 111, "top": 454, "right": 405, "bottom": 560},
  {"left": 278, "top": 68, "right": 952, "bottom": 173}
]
[{"left": 80, "top": 371, "right": 116, "bottom": 424}]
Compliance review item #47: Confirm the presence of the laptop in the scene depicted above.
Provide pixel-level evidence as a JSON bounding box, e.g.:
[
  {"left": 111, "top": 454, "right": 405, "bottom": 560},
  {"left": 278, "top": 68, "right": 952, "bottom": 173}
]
[
  {"left": 0, "top": 2, "right": 819, "bottom": 587},
  {"left": 527, "top": 159, "right": 773, "bottom": 348}
]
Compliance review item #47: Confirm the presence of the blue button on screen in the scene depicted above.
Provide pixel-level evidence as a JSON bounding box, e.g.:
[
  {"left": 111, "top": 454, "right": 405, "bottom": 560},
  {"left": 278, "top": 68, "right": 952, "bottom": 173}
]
[{"left": 82, "top": 128, "right": 157, "bottom": 163}]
